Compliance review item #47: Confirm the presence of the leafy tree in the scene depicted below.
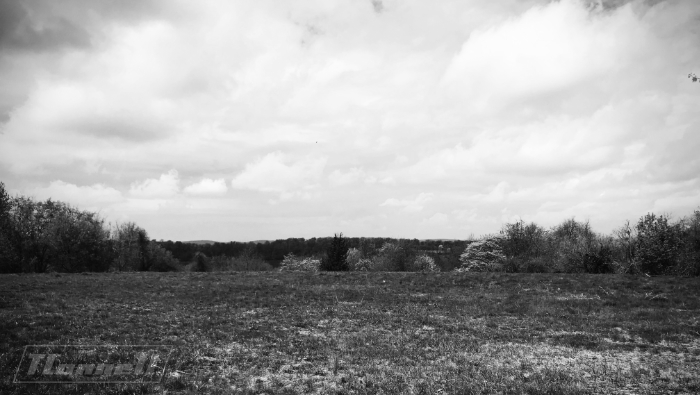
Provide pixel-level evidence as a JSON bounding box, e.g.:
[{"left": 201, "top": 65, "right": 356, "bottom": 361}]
[
  {"left": 690, "top": 73, "right": 698, "bottom": 83},
  {"left": 345, "top": 248, "right": 362, "bottom": 271},
  {"left": 457, "top": 236, "right": 506, "bottom": 272},
  {"left": 111, "top": 222, "right": 148, "bottom": 271},
  {"left": 676, "top": 210, "right": 700, "bottom": 276},
  {"left": 635, "top": 213, "right": 680, "bottom": 275},
  {"left": 500, "top": 220, "right": 550, "bottom": 260},
  {"left": 320, "top": 233, "right": 349, "bottom": 271},
  {"left": 46, "top": 202, "right": 113, "bottom": 272},
  {"left": 148, "top": 243, "right": 181, "bottom": 271},
  {"left": 0, "top": 182, "right": 20, "bottom": 273}
]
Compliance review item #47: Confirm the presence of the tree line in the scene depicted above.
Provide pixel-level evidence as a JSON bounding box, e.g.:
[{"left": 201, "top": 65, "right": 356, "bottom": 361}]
[
  {"left": 155, "top": 237, "right": 467, "bottom": 272},
  {"left": 0, "top": 182, "right": 178, "bottom": 273},
  {"left": 3, "top": 180, "right": 698, "bottom": 276},
  {"left": 458, "top": 212, "right": 700, "bottom": 276}
]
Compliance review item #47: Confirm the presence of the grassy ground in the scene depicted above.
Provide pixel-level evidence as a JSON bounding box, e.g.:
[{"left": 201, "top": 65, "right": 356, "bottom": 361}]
[{"left": 1, "top": 271, "right": 699, "bottom": 394}]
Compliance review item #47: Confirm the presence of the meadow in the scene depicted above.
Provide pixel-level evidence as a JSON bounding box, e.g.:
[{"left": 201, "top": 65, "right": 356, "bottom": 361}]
[{"left": 0, "top": 271, "right": 699, "bottom": 394}]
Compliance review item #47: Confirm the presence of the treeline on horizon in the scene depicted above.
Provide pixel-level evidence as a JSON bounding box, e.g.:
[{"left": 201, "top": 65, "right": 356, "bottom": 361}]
[
  {"left": 155, "top": 237, "right": 466, "bottom": 270},
  {"left": 1, "top": 181, "right": 698, "bottom": 276}
]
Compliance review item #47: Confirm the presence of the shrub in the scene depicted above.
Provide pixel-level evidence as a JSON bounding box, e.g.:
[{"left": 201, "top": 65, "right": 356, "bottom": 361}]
[
  {"left": 372, "top": 241, "right": 415, "bottom": 271},
  {"left": 354, "top": 258, "right": 373, "bottom": 271},
  {"left": 345, "top": 248, "right": 362, "bottom": 271},
  {"left": 193, "top": 252, "right": 210, "bottom": 272},
  {"left": 149, "top": 244, "right": 181, "bottom": 272},
  {"left": 456, "top": 236, "right": 506, "bottom": 272},
  {"left": 411, "top": 254, "right": 440, "bottom": 272}
]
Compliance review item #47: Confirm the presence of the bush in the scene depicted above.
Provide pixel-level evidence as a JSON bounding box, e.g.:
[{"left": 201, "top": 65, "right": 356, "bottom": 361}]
[
  {"left": 456, "top": 236, "right": 506, "bottom": 272},
  {"left": 354, "top": 258, "right": 373, "bottom": 271},
  {"left": 345, "top": 248, "right": 362, "bottom": 271},
  {"left": 371, "top": 241, "right": 415, "bottom": 271},
  {"left": 193, "top": 252, "right": 210, "bottom": 272},
  {"left": 411, "top": 254, "right": 440, "bottom": 272}
]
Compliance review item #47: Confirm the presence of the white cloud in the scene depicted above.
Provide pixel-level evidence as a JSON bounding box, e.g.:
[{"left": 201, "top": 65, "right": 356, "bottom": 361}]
[
  {"left": 328, "top": 167, "right": 364, "bottom": 186},
  {"left": 183, "top": 178, "right": 228, "bottom": 196},
  {"left": 1, "top": 0, "right": 699, "bottom": 241},
  {"left": 129, "top": 170, "right": 180, "bottom": 198},
  {"left": 441, "top": 0, "right": 655, "bottom": 111},
  {"left": 231, "top": 152, "right": 327, "bottom": 194},
  {"left": 30, "top": 181, "right": 124, "bottom": 209},
  {"left": 381, "top": 193, "right": 433, "bottom": 213}
]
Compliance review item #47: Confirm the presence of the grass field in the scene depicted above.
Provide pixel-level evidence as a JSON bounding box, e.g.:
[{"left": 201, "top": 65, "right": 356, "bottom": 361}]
[{"left": 1, "top": 271, "right": 699, "bottom": 394}]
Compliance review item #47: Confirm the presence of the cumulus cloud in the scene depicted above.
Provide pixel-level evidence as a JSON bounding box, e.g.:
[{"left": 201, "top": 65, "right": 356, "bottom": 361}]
[
  {"left": 231, "top": 152, "right": 327, "bottom": 194},
  {"left": 0, "top": 0, "right": 699, "bottom": 241},
  {"left": 29, "top": 180, "right": 124, "bottom": 210},
  {"left": 381, "top": 193, "right": 433, "bottom": 213},
  {"left": 129, "top": 170, "right": 180, "bottom": 198},
  {"left": 328, "top": 167, "right": 365, "bottom": 186},
  {"left": 183, "top": 178, "right": 228, "bottom": 196}
]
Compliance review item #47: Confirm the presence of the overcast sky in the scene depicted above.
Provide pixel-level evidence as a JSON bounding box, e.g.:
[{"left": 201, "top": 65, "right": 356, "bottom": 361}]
[{"left": 0, "top": 0, "right": 698, "bottom": 242}]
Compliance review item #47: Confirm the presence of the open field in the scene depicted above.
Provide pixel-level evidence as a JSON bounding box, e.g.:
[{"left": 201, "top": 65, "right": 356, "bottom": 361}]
[{"left": 1, "top": 272, "right": 699, "bottom": 394}]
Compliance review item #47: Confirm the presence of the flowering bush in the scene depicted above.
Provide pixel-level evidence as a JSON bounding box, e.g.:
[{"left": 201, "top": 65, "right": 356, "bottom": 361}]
[
  {"left": 456, "top": 236, "right": 506, "bottom": 272},
  {"left": 412, "top": 254, "right": 440, "bottom": 272}
]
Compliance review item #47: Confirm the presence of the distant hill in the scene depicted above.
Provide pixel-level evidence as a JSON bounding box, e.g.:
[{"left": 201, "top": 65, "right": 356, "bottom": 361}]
[{"left": 182, "top": 240, "right": 219, "bottom": 245}]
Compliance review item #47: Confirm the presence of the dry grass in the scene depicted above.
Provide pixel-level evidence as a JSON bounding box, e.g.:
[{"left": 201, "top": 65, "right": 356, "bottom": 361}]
[{"left": 0, "top": 271, "right": 699, "bottom": 394}]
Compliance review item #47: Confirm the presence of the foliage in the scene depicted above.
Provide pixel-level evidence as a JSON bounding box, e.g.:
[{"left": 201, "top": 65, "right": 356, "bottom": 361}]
[
  {"left": 372, "top": 241, "right": 416, "bottom": 271},
  {"left": 456, "top": 236, "right": 506, "bottom": 272},
  {"left": 500, "top": 220, "right": 549, "bottom": 259},
  {"left": 635, "top": 213, "right": 681, "bottom": 275},
  {"left": 193, "top": 252, "right": 210, "bottom": 272},
  {"left": 111, "top": 222, "right": 151, "bottom": 271},
  {"left": 690, "top": 72, "right": 699, "bottom": 82},
  {"left": 675, "top": 210, "right": 700, "bottom": 276},
  {"left": 411, "top": 253, "right": 440, "bottom": 272},
  {"left": 0, "top": 182, "right": 20, "bottom": 273},
  {"left": 345, "top": 248, "right": 362, "bottom": 271},
  {"left": 148, "top": 243, "right": 182, "bottom": 272},
  {"left": 320, "top": 233, "right": 349, "bottom": 271}
]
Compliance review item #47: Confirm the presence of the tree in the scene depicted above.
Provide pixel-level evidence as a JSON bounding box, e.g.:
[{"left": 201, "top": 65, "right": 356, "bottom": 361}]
[
  {"left": 676, "top": 210, "right": 700, "bottom": 276},
  {"left": 193, "top": 252, "right": 210, "bottom": 272},
  {"left": 112, "top": 222, "right": 146, "bottom": 271},
  {"left": 690, "top": 73, "right": 698, "bottom": 83},
  {"left": 635, "top": 213, "right": 680, "bottom": 275},
  {"left": 320, "top": 233, "right": 349, "bottom": 271},
  {"left": 45, "top": 202, "right": 113, "bottom": 272},
  {"left": 457, "top": 236, "right": 506, "bottom": 272},
  {"left": 0, "top": 182, "right": 20, "bottom": 273}
]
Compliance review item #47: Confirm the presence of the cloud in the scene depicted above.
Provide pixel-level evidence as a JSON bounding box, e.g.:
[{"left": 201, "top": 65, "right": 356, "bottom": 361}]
[
  {"left": 29, "top": 180, "right": 124, "bottom": 209},
  {"left": 231, "top": 152, "right": 327, "bottom": 194},
  {"left": 129, "top": 170, "right": 180, "bottom": 198},
  {"left": 328, "top": 167, "right": 364, "bottom": 186},
  {"left": 381, "top": 193, "right": 433, "bottom": 213},
  {"left": 1, "top": 0, "right": 699, "bottom": 241},
  {"left": 183, "top": 178, "right": 228, "bottom": 196}
]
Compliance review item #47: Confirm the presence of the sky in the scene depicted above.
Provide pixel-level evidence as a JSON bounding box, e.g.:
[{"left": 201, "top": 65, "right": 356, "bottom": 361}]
[{"left": 0, "top": 0, "right": 699, "bottom": 242}]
